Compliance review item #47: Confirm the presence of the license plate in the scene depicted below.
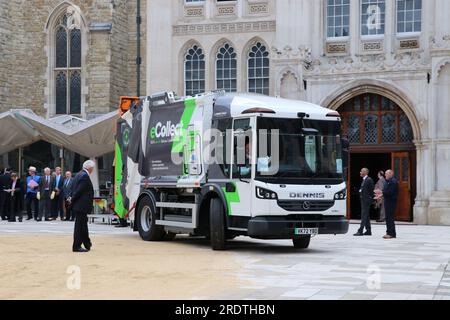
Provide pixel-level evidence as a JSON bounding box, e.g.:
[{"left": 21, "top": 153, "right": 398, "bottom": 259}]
[{"left": 294, "top": 228, "right": 319, "bottom": 236}]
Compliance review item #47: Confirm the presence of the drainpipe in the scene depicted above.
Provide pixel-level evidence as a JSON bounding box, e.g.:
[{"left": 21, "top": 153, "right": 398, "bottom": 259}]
[{"left": 136, "top": 0, "right": 141, "bottom": 97}]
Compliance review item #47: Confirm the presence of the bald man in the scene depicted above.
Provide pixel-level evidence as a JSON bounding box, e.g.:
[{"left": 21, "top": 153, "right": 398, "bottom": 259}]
[
  {"left": 382, "top": 170, "right": 399, "bottom": 239},
  {"left": 354, "top": 168, "right": 374, "bottom": 236}
]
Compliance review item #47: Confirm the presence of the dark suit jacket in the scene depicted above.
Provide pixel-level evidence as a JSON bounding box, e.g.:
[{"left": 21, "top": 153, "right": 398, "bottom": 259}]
[
  {"left": 0, "top": 173, "right": 11, "bottom": 190},
  {"left": 53, "top": 175, "right": 64, "bottom": 195},
  {"left": 71, "top": 170, "right": 94, "bottom": 214},
  {"left": 10, "top": 178, "right": 24, "bottom": 212},
  {"left": 360, "top": 176, "right": 375, "bottom": 205},
  {"left": 62, "top": 177, "right": 74, "bottom": 199},
  {"left": 383, "top": 178, "right": 399, "bottom": 206},
  {"left": 38, "top": 175, "right": 56, "bottom": 194}
]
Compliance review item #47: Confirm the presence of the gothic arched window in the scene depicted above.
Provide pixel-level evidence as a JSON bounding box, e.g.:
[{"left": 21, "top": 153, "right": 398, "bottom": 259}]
[
  {"left": 216, "top": 43, "right": 237, "bottom": 92},
  {"left": 184, "top": 45, "right": 205, "bottom": 96},
  {"left": 248, "top": 42, "right": 269, "bottom": 95},
  {"left": 54, "top": 11, "right": 82, "bottom": 115}
]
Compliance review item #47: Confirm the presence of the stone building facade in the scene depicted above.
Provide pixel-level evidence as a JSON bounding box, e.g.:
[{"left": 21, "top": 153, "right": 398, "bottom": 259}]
[
  {"left": 0, "top": 0, "right": 146, "bottom": 117},
  {"left": 147, "top": 0, "right": 450, "bottom": 225},
  {"left": 0, "top": 0, "right": 146, "bottom": 193}
]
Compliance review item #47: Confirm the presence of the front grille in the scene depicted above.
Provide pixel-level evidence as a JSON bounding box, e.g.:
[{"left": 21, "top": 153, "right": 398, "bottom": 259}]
[{"left": 277, "top": 200, "right": 335, "bottom": 212}]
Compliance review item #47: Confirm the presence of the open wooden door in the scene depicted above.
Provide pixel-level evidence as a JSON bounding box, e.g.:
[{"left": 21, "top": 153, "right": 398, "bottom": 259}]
[{"left": 391, "top": 152, "right": 411, "bottom": 221}]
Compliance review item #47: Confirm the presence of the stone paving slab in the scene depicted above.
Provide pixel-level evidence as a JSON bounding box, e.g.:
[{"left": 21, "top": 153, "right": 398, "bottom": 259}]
[{"left": 2, "top": 220, "right": 450, "bottom": 300}]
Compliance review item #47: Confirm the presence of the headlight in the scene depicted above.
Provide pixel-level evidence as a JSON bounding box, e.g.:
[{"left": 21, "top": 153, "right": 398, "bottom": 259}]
[
  {"left": 256, "top": 187, "right": 278, "bottom": 200},
  {"left": 334, "top": 189, "right": 347, "bottom": 200}
]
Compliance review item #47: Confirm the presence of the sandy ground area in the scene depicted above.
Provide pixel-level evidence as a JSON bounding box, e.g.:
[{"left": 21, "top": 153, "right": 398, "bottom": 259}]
[{"left": 0, "top": 234, "right": 244, "bottom": 300}]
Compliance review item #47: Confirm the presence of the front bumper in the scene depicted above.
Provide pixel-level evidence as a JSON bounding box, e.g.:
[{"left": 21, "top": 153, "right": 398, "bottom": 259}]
[{"left": 247, "top": 215, "right": 349, "bottom": 239}]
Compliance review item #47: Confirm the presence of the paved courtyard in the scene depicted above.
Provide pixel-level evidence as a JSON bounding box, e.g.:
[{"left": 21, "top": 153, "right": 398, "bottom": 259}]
[{"left": 1, "top": 219, "right": 450, "bottom": 300}]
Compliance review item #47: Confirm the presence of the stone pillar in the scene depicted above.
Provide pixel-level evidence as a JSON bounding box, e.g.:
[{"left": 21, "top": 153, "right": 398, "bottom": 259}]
[{"left": 413, "top": 141, "right": 430, "bottom": 225}]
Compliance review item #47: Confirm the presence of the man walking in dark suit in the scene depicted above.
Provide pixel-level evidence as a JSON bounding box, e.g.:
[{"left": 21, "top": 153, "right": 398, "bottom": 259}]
[
  {"left": 8, "top": 172, "right": 24, "bottom": 222},
  {"left": 354, "top": 168, "right": 375, "bottom": 236},
  {"left": 62, "top": 171, "right": 74, "bottom": 221},
  {"left": 69, "top": 160, "right": 95, "bottom": 253},
  {"left": 382, "top": 170, "right": 399, "bottom": 239},
  {"left": 38, "top": 167, "right": 55, "bottom": 221}
]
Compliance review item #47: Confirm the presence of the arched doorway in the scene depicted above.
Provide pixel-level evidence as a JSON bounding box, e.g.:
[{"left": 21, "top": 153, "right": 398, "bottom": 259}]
[{"left": 337, "top": 93, "right": 416, "bottom": 222}]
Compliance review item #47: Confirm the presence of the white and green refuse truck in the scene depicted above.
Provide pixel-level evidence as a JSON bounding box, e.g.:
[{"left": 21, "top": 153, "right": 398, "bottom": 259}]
[{"left": 114, "top": 91, "right": 349, "bottom": 250}]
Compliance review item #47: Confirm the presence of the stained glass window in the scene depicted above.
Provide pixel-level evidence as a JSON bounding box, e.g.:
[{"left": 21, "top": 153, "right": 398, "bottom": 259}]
[
  {"left": 400, "top": 114, "right": 413, "bottom": 142},
  {"left": 348, "top": 116, "right": 360, "bottom": 143},
  {"left": 394, "top": 158, "right": 401, "bottom": 179},
  {"left": 382, "top": 114, "right": 396, "bottom": 143},
  {"left": 54, "top": 10, "right": 82, "bottom": 115},
  {"left": 339, "top": 94, "right": 414, "bottom": 145},
  {"left": 56, "top": 71, "right": 67, "bottom": 115},
  {"left": 70, "top": 29, "right": 81, "bottom": 68},
  {"left": 401, "top": 157, "right": 409, "bottom": 182},
  {"left": 364, "top": 114, "right": 378, "bottom": 144},
  {"left": 216, "top": 43, "right": 237, "bottom": 92},
  {"left": 70, "top": 71, "right": 81, "bottom": 114},
  {"left": 185, "top": 45, "right": 205, "bottom": 96},
  {"left": 56, "top": 27, "right": 67, "bottom": 68},
  {"left": 248, "top": 42, "right": 269, "bottom": 95}
]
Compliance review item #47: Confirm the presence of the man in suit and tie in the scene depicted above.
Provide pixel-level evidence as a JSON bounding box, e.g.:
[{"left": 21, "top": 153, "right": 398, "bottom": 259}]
[
  {"left": 69, "top": 160, "right": 95, "bottom": 253},
  {"left": 38, "top": 167, "right": 55, "bottom": 221},
  {"left": 382, "top": 170, "right": 399, "bottom": 239},
  {"left": 354, "top": 168, "right": 375, "bottom": 236},
  {"left": 0, "top": 168, "right": 12, "bottom": 220},
  {"left": 62, "top": 171, "right": 74, "bottom": 221},
  {"left": 52, "top": 167, "right": 65, "bottom": 220}
]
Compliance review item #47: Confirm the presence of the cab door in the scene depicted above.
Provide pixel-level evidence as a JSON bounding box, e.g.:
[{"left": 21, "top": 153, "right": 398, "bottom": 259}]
[
  {"left": 228, "top": 117, "right": 255, "bottom": 217},
  {"left": 392, "top": 152, "right": 412, "bottom": 221}
]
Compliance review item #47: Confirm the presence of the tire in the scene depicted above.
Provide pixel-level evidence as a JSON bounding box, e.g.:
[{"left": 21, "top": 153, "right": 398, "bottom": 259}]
[
  {"left": 292, "top": 236, "right": 311, "bottom": 249},
  {"left": 136, "top": 195, "right": 165, "bottom": 241},
  {"left": 210, "top": 198, "right": 227, "bottom": 250}
]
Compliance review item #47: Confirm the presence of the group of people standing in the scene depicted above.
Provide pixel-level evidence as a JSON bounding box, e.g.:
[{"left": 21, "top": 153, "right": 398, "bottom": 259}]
[
  {"left": 1, "top": 160, "right": 96, "bottom": 253},
  {"left": 355, "top": 168, "right": 399, "bottom": 239},
  {"left": 0, "top": 166, "right": 75, "bottom": 222}
]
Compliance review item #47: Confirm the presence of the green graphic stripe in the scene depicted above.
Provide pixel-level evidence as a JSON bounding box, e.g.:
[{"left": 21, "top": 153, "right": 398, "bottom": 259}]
[
  {"left": 114, "top": 141, "right": 127, "bottom": 217},
  {"left": 222, "top": 183, "right": 240, "bottom": 216},
  {"left": 171, "top": 98, "right": 196, "bottom": 153}
]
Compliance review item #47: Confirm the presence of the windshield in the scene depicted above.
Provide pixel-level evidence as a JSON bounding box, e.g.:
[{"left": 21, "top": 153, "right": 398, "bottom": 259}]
[{"left": 256, "top": 117, "right": 344, "bottom": 182}]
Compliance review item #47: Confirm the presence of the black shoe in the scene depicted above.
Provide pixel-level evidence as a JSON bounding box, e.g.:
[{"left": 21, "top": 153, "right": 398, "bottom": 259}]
[
  {"left": 363, "top": 232, "right": 372, "bottom": 236},
  {"left": 354, "top": 232, "right": 364, "bottom": 236},
  {"left": 19, "top": 219, "right": 22, "bottom": 222},
  {"left": 73, "top": 248, "right": 88, "bottom": 253},
  {"left": 45, "top": 218, "right": 51, "bottom": 221},
  {"left": 26, "top": 217, "right": 32, "bottom": 221},
  {"left": 84, "top": 244, "right": 92, "bottom": 251},
  {"left": 36, "top": 218, "right": 42, "bottom": 222}
]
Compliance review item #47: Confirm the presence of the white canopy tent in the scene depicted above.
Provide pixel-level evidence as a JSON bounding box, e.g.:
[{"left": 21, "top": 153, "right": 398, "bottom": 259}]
[{"left": 0, "top": 109, "right": 118, "bottom": 158}]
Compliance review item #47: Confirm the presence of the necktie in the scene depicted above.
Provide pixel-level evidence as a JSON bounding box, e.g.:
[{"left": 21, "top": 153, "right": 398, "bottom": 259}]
[{"left": 46, "top": 176, "right": 49, "bottom": 189}]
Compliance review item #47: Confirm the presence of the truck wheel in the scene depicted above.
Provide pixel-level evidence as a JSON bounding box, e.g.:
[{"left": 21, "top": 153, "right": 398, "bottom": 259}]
[
  {"left": 292, "top": 236, "right": 311, "bottom": 249},
  {"left": 210, "top": 198, "right": 227, "bottom": 250},
  {"left": 136, "top": 195, "right": 165, "bottom": 241}
]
